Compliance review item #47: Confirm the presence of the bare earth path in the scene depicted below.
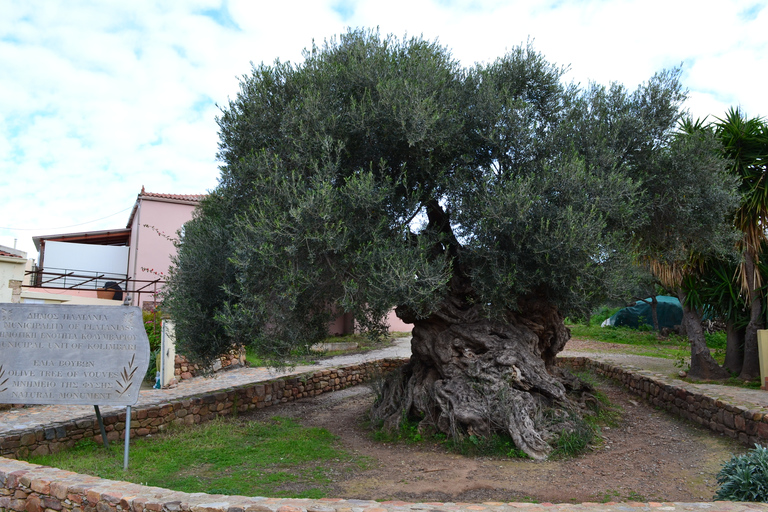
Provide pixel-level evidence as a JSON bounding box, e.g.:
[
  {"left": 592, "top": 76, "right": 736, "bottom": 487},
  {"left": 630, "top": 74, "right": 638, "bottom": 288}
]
[
  {"left": 0, "top": 335, "right": 760, "bottom": 504},
  {"left": 240, "top": 366, "right": 746, "bottom": 503}
]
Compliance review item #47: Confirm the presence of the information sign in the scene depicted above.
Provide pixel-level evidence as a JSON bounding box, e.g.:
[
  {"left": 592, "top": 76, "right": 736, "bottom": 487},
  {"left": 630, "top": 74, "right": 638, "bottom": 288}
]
[{"left": 0, "top": 304, "right": 150, "bottom": 406}]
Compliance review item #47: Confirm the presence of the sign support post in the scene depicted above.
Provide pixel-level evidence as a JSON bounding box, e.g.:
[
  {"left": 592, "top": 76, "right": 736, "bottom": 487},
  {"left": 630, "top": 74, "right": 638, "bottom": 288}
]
[
  {"left": 123, "top": 405, "right": 131, "bottom": 470},
  {"left": 93, "top": 405, "right": 109, "bottom": 448}
]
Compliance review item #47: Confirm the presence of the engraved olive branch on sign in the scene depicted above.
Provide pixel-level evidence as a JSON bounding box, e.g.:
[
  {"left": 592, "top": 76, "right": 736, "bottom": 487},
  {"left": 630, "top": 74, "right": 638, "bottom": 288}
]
[
  {"left": 115, "top": 355, "right": 138, "bottom": 396},
  {"left": 0, "top": 364, "right": 8, "bottom": 393}
]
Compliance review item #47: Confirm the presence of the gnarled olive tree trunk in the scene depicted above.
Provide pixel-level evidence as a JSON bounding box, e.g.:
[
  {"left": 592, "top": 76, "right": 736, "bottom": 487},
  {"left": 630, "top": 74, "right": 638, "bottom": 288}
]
[
  {"left": 371, "top": 282, "right": 593, "bottom": 460},
  {"left": 677, "top": 290, "right": 729, "bottom": 380}
]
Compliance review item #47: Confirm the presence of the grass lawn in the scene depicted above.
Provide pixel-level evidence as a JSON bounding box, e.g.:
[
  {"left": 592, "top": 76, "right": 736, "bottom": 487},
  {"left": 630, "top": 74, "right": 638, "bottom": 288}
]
[
  {"left": 27, "top": 416, "right": 371, "bottom": 499},
  {"left": 566, "top": 309, "right": 764, "bottom": 388},
  {"left": 568, "top": 321, "right": 727, "bottom": 359}
]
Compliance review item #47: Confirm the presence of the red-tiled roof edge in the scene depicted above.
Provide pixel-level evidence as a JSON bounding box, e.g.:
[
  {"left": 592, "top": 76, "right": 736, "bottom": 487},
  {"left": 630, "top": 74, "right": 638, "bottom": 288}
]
[
  {"left": 126, "top": 188, "right": 207, "bottom": 228},
  {"left": 139, "top": 191, "right": 207, "bottom": 202},
  {"left": 0, "top": 250, "right": 25, "bottom": 259}
]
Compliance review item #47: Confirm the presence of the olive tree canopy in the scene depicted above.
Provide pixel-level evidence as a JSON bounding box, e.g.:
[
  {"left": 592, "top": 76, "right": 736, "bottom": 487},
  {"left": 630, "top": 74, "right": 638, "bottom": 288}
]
[{"left": 166, "top": 29, "right": 736, "bottom": 458}]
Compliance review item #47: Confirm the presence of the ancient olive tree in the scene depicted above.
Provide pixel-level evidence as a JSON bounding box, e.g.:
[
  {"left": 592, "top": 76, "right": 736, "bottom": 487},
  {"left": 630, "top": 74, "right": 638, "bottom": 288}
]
[{"left": 166, "top": 30, "right": 721, "bottom": 458}]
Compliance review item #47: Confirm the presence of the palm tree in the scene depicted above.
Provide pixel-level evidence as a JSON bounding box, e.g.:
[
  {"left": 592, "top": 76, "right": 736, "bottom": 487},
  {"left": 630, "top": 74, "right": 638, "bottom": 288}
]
[{"left": 715, "top": 109, "right": 768, "bottom": 379}]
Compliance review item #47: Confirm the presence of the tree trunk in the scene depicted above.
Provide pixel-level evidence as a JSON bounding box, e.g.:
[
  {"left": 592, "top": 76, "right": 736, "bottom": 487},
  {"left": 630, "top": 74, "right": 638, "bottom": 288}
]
[
  {"left": 740, "top": 251, "right": 762, "bottom": 380},
  {"left": 678, "top": 290, "right": 729, "bottom": 380},
  {"left": 740, "top": 295, "right": 762, "bottom": 379},
  {"left": 371, "top": 289, "right": 594, "bottom": 460},
  {"left": 724, "top": 320, "right": 744, "bottom": 376},
  {"left": 635, "top": 296, "right": 660, "bottom": 331}
]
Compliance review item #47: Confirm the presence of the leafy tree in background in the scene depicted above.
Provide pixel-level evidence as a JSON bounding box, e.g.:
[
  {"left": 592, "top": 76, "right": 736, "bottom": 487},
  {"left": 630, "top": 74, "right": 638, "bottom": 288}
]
[
  {"left": 565, "top": 80, "right": 739, "bottom": 379},
  {"left": 636, "top": 125, "right": 739, "bottom": 380},
  {"left": 715, "top": 109, "right": 768, "bottom": 379},
  {"left": 166, "top": 29, "right": 736, "bottom": 458},
  {"left": 676, "top": 110, "right": 768, "bottom": 380}
]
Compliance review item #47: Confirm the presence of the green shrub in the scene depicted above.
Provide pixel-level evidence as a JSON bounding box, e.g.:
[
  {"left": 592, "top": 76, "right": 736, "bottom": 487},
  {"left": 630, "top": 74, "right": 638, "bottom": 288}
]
[
  {"left": 706, "top": 330, "right": 727, "bottom": 350},
  {"left": 551, "top": 422, "right": 594, "bottom": 458},
  {"left": 714, "top": 445, "right": 768, "bottom": 502},
  {"left": 142, "top": 311, "right": 162, "bottom": 382},
  {"left": 142, "top": 310, "right": 162, "bottom": 351}
]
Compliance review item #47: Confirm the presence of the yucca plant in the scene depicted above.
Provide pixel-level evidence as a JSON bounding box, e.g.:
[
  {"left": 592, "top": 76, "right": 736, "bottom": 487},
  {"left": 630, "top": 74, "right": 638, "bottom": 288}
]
[
  {"left": 715, "top": 109, "right": 768, "bottom": 380},
  {"left": 715, "top": 445, "right": 768, "bottom": 502}
]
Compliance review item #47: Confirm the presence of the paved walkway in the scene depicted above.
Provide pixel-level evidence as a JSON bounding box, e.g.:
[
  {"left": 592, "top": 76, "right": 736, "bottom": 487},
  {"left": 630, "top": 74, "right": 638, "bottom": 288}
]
[{"left": 4, "top": 337, "right": 768, "bottom": 511}]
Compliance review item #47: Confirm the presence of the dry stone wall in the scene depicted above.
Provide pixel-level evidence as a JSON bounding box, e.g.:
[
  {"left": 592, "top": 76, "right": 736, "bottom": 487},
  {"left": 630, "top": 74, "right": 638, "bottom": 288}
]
[
  {"left": 4, "top": 356, "right": 768, "bottom": 512},
  {"left": 563, "top": 357, "right": 768, "bottom": 447},
  {"left": 173, "top": 350, "right": 246, "bottom": 381},
  {"left": 0, "top": 359, "right": 405, "bottom": 460}
]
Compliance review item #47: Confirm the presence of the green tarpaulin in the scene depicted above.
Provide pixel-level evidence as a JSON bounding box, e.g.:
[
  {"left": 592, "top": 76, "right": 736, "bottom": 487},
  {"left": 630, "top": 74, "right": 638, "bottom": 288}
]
[{"left": 602, "top": 296, "right": 682, "bottom": 330}]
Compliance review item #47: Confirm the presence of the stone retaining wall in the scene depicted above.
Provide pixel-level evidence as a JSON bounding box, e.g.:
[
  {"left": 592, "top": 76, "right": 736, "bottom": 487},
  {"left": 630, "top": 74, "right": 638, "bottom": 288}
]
[
  {"left": 0, "top": 359, "right": 405, "bottom": 460},
  {"left": 173, "top": 349, "right": 246, "bottom": 381},
  {"left": 563, "top": 356, "right": 768, "bottom": 447},
  {"left": 3, "top": 356, "right": 768, "bottom": 512}
]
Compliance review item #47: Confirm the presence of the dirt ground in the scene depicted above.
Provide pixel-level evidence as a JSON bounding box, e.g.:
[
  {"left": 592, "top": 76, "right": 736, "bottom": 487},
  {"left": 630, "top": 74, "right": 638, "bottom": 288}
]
[{"left": 240, "top": 374, "right": 746, "bottom": 504}]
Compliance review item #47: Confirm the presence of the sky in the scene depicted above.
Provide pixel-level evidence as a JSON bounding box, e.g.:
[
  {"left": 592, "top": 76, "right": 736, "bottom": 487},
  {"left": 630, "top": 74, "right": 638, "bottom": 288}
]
[{"left": 1, "top": 0, "right": 767, "bottom": 259}]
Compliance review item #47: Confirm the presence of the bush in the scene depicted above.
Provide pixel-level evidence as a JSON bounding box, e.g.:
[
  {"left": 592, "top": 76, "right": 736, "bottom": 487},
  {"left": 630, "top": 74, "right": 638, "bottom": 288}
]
[
  {"left": 143, "top": 311, "right": 162, "bottom": 382},
  {"left": 143, "top": 310, "right": 162, "bottom": 351},
  {"left": 714, "top": 445, "right": 768, "bottom": 502}
]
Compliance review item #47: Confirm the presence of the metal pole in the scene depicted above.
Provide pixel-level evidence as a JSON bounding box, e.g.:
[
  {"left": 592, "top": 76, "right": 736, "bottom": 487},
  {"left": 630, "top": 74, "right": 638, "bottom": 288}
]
[
  {"left": 94, "top": 405, "right": 109, "bottom": 448},
  {"left": 123, "top": 405, "right": 131, "bottom": 470}
]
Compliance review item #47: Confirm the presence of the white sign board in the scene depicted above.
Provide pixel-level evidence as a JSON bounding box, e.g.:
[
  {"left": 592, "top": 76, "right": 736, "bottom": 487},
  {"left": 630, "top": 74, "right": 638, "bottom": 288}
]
[{"left": 0, "top": 304, "right": 150, "bottom": 406}]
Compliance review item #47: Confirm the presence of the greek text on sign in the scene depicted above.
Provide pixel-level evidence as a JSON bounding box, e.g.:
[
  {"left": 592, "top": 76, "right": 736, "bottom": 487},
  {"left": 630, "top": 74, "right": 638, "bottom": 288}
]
[{"left": 0, "top": 304, "right": 150, "bottom": 406}]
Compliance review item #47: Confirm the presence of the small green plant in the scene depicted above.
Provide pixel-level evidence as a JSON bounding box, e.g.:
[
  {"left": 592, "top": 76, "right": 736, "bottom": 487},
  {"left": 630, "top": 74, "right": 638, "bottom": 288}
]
[
  {"left": 549, "top": 417, "right": 595, "bottom": 458},
  {"left": 372, "top": 415, "right": 423, "bottom": 444},
  {"left": 142, "top": 310, "right": 162, "bottom": 351},
  {"left": 372, "top": 416, "right": 528, "bottom": 458},
  {"left": 446, "top": 433, "right": 529, "bottom": 458},
  {"left": 714, "top": 445, "right": 768, "bottom": 502},
  {"left": 673, "top": 347, "right": 691, "bottom": 372}
]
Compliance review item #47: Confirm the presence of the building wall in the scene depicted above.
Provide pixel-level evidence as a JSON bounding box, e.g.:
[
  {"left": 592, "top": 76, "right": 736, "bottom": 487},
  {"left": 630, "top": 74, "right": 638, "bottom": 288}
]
[
  {"left": 19, "top": 288, "right": 122, "bottom": 305},
  {"left": 386, "top": 310, "right": 413, "bottom": 333},
  {"left": 37, "top": 241, "right": 129, "bottom": 287},
  {"left": 0, "top": 256, "right": 26, "bottom": 303},
  {"left": 127, "top": 198, "right": 197, "bottom": 308}
]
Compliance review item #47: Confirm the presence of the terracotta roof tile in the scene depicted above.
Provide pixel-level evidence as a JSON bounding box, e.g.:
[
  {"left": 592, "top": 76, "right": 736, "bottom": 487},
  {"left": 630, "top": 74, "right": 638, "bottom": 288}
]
[
  {"left": 140, "top": 191, "right": 207, "bottom": 202},
  {"left": 0, "top": 250, "right": 24, "bottom": 258}
]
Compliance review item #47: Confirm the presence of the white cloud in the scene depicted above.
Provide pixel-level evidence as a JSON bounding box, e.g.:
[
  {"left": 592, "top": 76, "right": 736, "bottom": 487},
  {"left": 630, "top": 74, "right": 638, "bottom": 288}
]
[{"left": 0, "top": 0, "right": 766, "bottom": 258}]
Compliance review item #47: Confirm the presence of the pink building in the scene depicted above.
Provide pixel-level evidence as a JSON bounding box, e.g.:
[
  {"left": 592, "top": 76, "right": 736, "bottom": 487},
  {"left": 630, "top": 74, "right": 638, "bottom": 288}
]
[
  {"left": 28, "top": 188, "right": 203, "bottom": 308},
  {"left": 125, "top": 189, "right": 204, "bottom": 308},
  {"left": 27, "top": 187, "right": 412, "bottom": 332}
]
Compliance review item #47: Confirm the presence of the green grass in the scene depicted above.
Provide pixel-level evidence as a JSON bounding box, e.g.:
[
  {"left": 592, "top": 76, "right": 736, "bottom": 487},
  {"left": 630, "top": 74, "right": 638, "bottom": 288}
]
[
  {"left": 568, "top": 315, "right": 766, "bottom": 387},
  {"left": 568, "top": 323, "right": 728, "bottom": 364},
  {"left": 547, "top": 372, "right": 622, "bottom": 459},
  {"left": 372, "top": 417, "right": 530, "bottom": 459},
  {"left": 27, "top": 416, "right": 371, "bottom": 498},
  {"left": 568, "top": 323, "right": 691, "bottom": 361}
]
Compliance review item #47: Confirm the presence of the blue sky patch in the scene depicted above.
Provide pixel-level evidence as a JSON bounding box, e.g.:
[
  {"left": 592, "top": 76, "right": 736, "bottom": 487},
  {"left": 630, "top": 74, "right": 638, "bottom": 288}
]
[
  {"left": 331, "top": 0, "right": 356, "bottom": 21},
  {"left": 199, "top": 2, "right": 240, "bottom": 31},
  {"left": 739, "top": 3, "right": 764, "bottom": 21}
]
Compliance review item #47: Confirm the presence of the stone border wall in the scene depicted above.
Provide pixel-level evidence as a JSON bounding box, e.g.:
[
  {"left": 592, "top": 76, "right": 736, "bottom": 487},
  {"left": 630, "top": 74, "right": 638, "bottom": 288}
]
[
  {"left": 563, "top": 357, "right": 768, "bottom": 447},
  {"left": 4, "top": 356, "right": 768, "bottom": 512},
  {"left": 0, "top": 359, "right": 405, "bottom": 460},
  {"left": 173, "top": 350, "right": 246, "bottom": 381}
]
